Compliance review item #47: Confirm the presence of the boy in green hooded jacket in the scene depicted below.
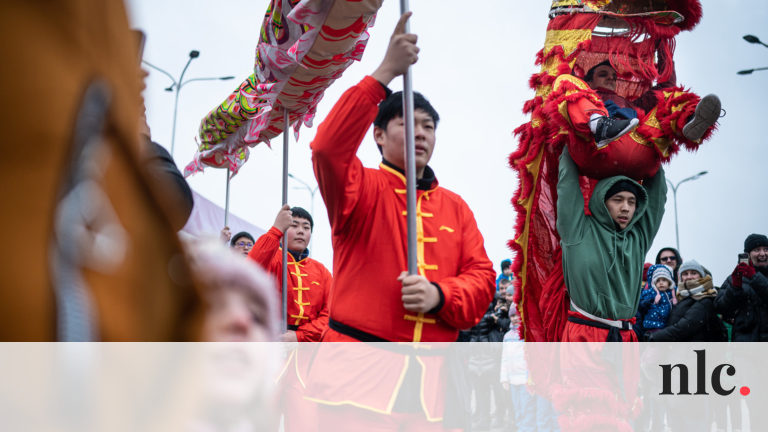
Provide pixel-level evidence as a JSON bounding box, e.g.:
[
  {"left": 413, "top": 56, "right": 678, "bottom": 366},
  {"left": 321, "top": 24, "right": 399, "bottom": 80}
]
[{"left": 557, "top": 147, "right": 667, "bottom": 341}]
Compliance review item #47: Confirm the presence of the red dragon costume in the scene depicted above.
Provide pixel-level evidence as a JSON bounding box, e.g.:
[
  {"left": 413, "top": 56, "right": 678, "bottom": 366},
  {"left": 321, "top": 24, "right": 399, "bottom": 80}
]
[{"left": 511, "top": 0, "right": 713, "bottom": 343}]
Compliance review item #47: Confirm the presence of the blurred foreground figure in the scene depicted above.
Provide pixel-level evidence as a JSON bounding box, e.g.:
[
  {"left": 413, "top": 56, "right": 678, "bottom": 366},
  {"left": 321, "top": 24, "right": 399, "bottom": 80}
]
[
  {"left": 187, "top": 239, "right": 279, "bottom": 342},
  {"left": 186, "top": 240, "right": 281, "bottom": 432},
  {"left": 0, "top": 0, "right": 204, "bottom": 340}
]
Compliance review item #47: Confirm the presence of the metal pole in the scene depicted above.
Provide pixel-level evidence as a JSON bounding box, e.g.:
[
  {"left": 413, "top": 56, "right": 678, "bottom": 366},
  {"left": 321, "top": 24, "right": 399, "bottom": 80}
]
[
  {"left": 224, "top": 167, "right": 231, "bottom": 227},
  {"left": 281, "top": 109, "right": 290, "bottom": 331},
  {"left": 288, "top": 173, "right": 318, "bottom": 256},
  {"left": 399, "top": 0, "right": 418, "bottom": 276},
  {"left": 672, "top": 186, "right": 680, "bottom": 253},
  {"left": 737, "top": 66, "right": 768, "bottom": 75},
  {"left": 170, "top": 56, "right": 195, "bottom": 156},
  {"left": 170, "top": 85, "right": 181, "bottom": 156},
  {"left": 665, "top": 179, "right": 681, "bottom": 253},
  {"left": 308, "top": 187, "right": 317, "bottom": 256},
  {"left": 141, "top": 56, "right": 233, "bottom": 159},
  {"left": 666, "top": 171, "right": 707, "bottom": 254}
]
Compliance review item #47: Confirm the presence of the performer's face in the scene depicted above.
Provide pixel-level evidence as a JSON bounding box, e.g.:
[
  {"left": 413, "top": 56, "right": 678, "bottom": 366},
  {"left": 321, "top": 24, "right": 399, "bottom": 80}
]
[
  {"left": 286, "top": 216, "right": 312, "bottom": 252},
  {"left": 588, "top": 65, "right": 617, "bottom": 92},
  {"left": 375, "top": 109, "right": 436, "bottom": 177},
  {"left": 604, "top": 191, "right": 636, "bottom": 230}
]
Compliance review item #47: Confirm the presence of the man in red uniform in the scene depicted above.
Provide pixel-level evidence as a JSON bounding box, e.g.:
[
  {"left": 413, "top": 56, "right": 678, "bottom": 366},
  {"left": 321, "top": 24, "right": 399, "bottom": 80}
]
[
  {"left": 311, "top": 12, "right": 494, "bottom": 344},
  {"left": 248, "top": 204, "right": 330, "bottom": 342},
  {"left": 248, "top": 205, "right": 330, "bottom": 432},
  {"left": 305, "top": 12, "right": 495, "bottom": 431}
]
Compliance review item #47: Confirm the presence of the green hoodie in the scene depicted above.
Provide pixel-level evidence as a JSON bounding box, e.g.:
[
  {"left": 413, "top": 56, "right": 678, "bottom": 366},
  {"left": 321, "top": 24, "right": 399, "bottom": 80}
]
[{"left": 557, "top": 148, "right": 667, "bottom": 320}]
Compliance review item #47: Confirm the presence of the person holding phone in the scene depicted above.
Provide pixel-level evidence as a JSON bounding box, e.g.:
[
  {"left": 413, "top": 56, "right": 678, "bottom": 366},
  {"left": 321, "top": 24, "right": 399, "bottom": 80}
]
[{"left": 714, "top": 233, "right": 768, "bottom": 342}]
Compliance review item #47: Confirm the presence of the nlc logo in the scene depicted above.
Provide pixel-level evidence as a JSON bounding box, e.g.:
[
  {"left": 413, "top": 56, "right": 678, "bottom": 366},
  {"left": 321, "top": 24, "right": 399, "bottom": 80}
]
[{"left": 660, "top": 349, "right": 749, "bottom": 396}]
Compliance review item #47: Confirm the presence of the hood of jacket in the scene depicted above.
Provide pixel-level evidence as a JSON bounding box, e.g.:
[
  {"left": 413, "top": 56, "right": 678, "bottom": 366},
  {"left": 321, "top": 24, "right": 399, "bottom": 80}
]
[
  {"left": 563, "top": 174, "right": 654, "bottom": 320},
  {"left": 589, "top": 175, "right": 649, "bottom": 233}
]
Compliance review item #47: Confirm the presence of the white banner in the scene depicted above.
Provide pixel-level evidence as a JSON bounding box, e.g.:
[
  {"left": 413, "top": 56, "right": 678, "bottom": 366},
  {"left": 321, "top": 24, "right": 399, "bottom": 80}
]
[{"left": 181, "top": 190, "right": 265, "bottom": 239}]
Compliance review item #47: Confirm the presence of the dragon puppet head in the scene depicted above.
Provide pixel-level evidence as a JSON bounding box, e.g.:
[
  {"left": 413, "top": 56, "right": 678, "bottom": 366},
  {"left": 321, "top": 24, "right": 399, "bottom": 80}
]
[
  {"left": 550, "top": 0, "right": 702, "bottom": 30},
  {"left": 545, "top": 0, "right": 703, "bottom": 101}
]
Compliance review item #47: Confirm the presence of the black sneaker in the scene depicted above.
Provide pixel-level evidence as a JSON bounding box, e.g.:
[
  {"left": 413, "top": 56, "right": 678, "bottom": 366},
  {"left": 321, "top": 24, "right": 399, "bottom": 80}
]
[
  {"left": 592, "top": 116, "right": 639, "bottom": 148},
  {"left": 683, "top": 94, "right": 721, "bottom": 141}
]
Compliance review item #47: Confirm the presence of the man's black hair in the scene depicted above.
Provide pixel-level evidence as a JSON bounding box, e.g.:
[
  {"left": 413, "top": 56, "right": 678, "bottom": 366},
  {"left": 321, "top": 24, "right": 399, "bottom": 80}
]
[
  {"left": 290, "top": 206, "right": 313, "bottom": 231},
  {"left": 584, "top": 60, "right": 614, "bottom": 83},
  {"left": 373, "top": 91, "right": 439, "bottom": 153},
  {"left": 230, "top": 231, "right": 254, "bottom": 247}
]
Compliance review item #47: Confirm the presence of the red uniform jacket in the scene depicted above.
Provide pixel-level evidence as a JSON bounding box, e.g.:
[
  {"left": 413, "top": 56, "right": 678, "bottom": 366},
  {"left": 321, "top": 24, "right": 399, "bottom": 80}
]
[
  {"left": 311, "top": 76, "right": 495, "bottom": 342},
  {"left": 248, "top": 226, "right": 331, "bottom": 342}
]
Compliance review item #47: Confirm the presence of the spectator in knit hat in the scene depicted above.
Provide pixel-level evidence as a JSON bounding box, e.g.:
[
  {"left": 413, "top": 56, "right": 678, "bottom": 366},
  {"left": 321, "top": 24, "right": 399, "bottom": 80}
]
[
  {"left": 678, "top": 259, "right": 706, "bottom": 284},
  {"left": 638, "top": 265, "right": 676, "bottom": 338},
  {"left": 649, "top": 259, "right": 723, "bottom": 342},
  {"left": 715, "top": 233, "right": 768, "bottom": 341}
]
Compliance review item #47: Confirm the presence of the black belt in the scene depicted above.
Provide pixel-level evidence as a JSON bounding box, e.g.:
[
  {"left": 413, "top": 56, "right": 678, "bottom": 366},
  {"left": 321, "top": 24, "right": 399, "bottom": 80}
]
[
  {"left": 329, "top": 318, "right": 390, "bottom": 342},
  {"left": 287, "top": 324, "right": 299, "bottom": 331},
  {"left": 567, "top": 316, "right": 631, "bottom": 342}
]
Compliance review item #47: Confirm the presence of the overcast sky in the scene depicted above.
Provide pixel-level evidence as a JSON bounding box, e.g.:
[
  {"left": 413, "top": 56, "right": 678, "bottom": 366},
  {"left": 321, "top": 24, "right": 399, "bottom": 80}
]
[{"left": 127, "top": 0, "right": 767, "bottom": 284}]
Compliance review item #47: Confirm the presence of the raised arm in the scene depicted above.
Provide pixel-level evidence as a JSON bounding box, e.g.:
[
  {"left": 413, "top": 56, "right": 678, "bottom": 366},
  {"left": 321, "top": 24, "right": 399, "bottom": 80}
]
[
  {"left": 247, "top": 205, "right": 292, "bottom": 273},
  {"left": 556, "top": 146, "right": 587, "bottom": 243},
  {"left": 311, "top": 13, "right": 418, "bottom": 227},
  {"left": 714, "top": 275, "right": 744, "bottom": 318},
  {"left": 637, "top": 165, "right": 667, "bottom": 247}
]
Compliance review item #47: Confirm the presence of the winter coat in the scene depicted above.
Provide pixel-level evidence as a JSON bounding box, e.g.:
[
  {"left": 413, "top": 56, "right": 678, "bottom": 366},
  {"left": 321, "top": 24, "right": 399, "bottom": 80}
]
[
  {"left": 467, "top": 303, "right": 504, "bottom": 376},
  {"left": 557, "top": 148, "right": 667, "bottom": 320},
  {"left": 467, "top": 302, "right": 507, "bottom": 343},
  {"left": 715, "top": 268, "right": 768, "bottom": 342},
  {"left": 639, "top": 288, "right": 675, "bottom": 329},
  {"left": 648, "top": 297, "right": 717, "bottom": 342}
]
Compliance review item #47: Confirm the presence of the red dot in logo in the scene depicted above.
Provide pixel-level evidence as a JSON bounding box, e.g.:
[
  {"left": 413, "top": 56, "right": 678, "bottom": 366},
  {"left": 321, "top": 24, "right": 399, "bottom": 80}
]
[{"left": 740, "top": 386, "right": 750, "bottom": 396}]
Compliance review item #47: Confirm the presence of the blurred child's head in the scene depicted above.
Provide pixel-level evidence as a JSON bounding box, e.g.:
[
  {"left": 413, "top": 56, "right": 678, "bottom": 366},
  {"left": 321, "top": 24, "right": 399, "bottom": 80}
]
[{"left": 186, "top": 239, "right": 279, "bottom": 342}]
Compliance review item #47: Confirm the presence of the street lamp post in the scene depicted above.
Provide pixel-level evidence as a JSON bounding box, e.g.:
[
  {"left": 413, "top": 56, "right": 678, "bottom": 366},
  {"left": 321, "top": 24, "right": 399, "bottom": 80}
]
[
  {"left": 288, "top": 173, "right": 319, "bottom": 255},
  {"left": 737, "top": 67, "right": 768, "bottom": 75},
  {"left": 744, "top": 34, "right": 768, "bottom": 48},
  {"left": 142, "top": 51, "right": 234, "bottom": 157},
  {"left": 665, "top": 171, "right": 708, "bottom": 253},
  {"left": 738, "top": 34, "right": 768, "bottom": 75}
]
